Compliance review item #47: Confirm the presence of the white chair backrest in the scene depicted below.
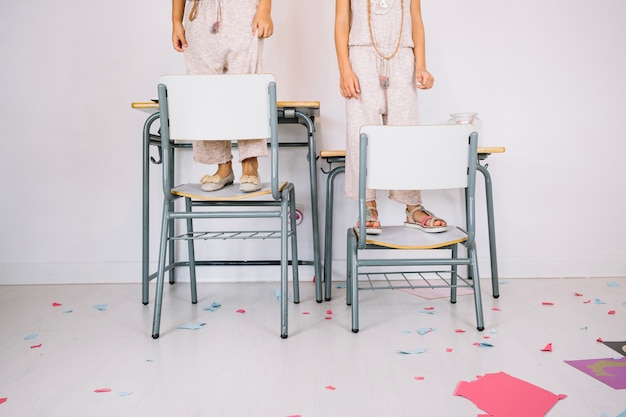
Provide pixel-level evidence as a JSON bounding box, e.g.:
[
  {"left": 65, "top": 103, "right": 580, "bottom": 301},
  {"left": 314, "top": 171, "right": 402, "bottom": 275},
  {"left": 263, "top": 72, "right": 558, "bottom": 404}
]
[
  {"left": 360, "top": 124, "right": 475, "bottom": 191},
  {"left": 159, "top": 74, "right": 275, "bottom": 141}
]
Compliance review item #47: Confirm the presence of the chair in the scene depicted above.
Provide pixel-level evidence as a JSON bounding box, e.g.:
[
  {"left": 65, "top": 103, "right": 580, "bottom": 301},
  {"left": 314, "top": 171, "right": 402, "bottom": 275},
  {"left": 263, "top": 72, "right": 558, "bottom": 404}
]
[
  {"left": 346, "top": 124, "right": 485, "bottom": 333},
  {"left": 151, "top": 74, "right": 299, "bottom": 339}
]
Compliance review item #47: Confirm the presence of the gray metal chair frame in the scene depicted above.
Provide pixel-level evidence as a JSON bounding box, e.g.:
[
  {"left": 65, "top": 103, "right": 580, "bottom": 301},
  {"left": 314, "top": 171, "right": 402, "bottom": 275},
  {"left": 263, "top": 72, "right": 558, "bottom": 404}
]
[
  {"left": 321, "top": 151, "right": 500, "bottom": 302},
  {"left": 346, "top": 125, "right": 485, "bottom": 333},
  {"left": 151, "top": 74, "right": 299, "bottom": 339}
]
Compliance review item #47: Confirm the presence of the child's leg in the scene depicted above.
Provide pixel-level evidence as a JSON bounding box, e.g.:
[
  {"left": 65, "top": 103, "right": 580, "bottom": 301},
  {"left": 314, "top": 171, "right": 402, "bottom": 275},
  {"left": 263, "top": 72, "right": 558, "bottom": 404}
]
[{"left": 345, "top": 47, "right": 386, "bottom": 202}]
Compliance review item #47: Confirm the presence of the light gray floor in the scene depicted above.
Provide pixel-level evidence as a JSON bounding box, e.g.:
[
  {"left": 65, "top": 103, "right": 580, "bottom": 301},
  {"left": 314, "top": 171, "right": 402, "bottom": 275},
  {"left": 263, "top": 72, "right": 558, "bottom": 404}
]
[{"left": 0, "top": 277, "right": 625, "bottom": 417}]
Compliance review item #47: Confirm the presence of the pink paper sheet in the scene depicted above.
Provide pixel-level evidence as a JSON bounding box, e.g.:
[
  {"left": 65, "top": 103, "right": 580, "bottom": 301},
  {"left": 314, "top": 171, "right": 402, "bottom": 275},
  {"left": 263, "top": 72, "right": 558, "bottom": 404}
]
[{"left": 454, "top": 372, "right": 566, "bottom": 417}]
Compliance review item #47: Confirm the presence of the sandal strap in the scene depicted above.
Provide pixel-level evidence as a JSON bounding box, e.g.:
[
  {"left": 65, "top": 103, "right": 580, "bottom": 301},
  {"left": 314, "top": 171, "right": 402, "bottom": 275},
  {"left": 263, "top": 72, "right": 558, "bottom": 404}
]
[
  {"left": 406, "top": 206, "right": 443, "bottom": 227},
  {"left": 365, "top": 206, "right": 378, "bottom": 222}
]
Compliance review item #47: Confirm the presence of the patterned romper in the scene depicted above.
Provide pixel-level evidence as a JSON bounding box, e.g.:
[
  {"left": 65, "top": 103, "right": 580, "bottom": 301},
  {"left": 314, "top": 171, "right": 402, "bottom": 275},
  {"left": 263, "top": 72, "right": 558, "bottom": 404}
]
[
  {"left": 345, "top": 0, "right": 422, "bottom": 205},
  {"left": 183, "top": 0, "right": 268, "bottom": 165}
]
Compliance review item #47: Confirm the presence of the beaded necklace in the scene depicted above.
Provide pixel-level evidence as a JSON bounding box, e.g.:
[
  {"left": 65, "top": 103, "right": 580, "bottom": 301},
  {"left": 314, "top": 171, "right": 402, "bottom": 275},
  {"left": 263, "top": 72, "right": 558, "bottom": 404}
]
[
  {"left": 189, "top": 0, "right": 222, "bottom": 34},
  {"left": 367, "top": 0, "right": 404, "bottom": 88}
]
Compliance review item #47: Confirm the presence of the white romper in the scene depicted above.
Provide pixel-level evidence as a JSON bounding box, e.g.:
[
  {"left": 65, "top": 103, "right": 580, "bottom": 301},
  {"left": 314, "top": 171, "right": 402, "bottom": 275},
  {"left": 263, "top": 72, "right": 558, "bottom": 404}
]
[
  {"left": 345, "top": 0, "right": 422, "bottom": 205},
  {"left": 183, "top": 0, "right": 269, "bottom": 165}
]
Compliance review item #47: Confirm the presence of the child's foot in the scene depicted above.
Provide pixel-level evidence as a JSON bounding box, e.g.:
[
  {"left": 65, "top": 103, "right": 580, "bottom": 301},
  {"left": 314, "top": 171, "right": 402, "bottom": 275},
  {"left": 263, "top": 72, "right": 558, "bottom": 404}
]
[
  {"left": 200, "top": 161, "right": 234, "bottom": 192},
  {"left": 240, "top": 157, "right": 261, "bottom": 192},
  {"left": 356, "top": 202, "right": 382, "bottom": 235},
  {"left": 404, "top": 205, "right": 447, "bottom": 233}
]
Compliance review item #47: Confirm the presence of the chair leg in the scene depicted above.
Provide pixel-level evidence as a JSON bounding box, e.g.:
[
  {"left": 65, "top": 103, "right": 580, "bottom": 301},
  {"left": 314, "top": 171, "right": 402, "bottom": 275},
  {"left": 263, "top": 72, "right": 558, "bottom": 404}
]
[
  {"left": 280, "top": 194, "right": 290, "bottom": 339},
  {"left": 152, "top": 200, "right": 171, "bottom": 339},
  {"left": 288, "top": 186, "right": 300, "bottom": 305},
  {"left": 469, "top": 245, "right": 485, "bottom": 331},
  {"left": 185, "top": 198, "right": 198, "bottom": 304},
  {"left": 450, "top": 245, "right": 458, "bottom": 304},
  {"left": 348, "top": 229, "right": 359, "bottom": 333},
  {"left": 345, "top": 228, "right": 353, "bottom": 306}
]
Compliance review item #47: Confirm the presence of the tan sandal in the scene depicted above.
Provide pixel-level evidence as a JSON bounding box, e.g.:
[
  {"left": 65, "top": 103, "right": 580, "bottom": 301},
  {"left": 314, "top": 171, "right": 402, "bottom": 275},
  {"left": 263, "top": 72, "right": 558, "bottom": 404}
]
[
  {"left": 356, "top": 206, "right": 382, "bottom": 235},
  {"left": 404, "top": 206, "right": 447, "bottom": 233}
]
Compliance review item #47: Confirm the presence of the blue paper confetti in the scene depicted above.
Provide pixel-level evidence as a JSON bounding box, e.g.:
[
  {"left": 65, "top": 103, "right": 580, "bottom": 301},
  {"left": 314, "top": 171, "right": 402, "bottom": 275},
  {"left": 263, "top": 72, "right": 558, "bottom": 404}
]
[
  {"left": 94, "top": 304, "right": 108, "bottom": 311},
  {"left": 24, "top": 334, "right": 38, "bottom": 340},
  {"left": 594, "top": 298, "right": 605, "bottom": 305},
  {"left": 176, "top": 322, "right": 206, "bottom": 330},
  {"left": 396, "top": 347, "right": 426, "bottom": 354},
  {"left": 607, "top": 282, "right": 620, "bottom": 288},
  {"left": 117, "top": 392, "right": 133, "bottom": 397},
  {"left": 203, "top": 302, "right": 221, "bottom": 312},
  {"left": 275, "top": 289, "right": 290, "bottom": 302},
  {"left": 417, "top": 327, "right": 435, "bottom": 335}
]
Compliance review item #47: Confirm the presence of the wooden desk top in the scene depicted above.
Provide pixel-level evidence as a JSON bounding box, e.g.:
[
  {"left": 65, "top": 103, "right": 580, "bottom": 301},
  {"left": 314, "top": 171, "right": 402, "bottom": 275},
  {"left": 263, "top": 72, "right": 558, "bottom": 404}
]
[
  {"left": 320, "top": 147, "right": 505, "bottom": 158},
  {"left": 131, "top": 101, "right": 320, "bottom": 114}
]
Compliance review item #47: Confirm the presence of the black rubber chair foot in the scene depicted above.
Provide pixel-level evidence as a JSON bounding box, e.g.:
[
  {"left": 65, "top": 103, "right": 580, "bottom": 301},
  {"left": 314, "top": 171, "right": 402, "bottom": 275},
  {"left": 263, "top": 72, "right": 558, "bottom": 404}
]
[
  {"left": 450, "top": 301, "right": 457, "bottom": 304},
  {"left": 325, "top": 298, "right": 331, "bottom": 302},
  {"left": 493, "top": 295, "right": 500, "bottom": 299},
  {"left": 477, "top": 326, "right": 485, "bottom": 331},
  {"left": 352, "top": 329, "right": 359, "bottom": 333},
  {"left": 152, "top": 334, "right": 159, "bottom": 339},
  {"left": 294, "top": 301, "right": 300, "bottom": 305},
  {"left": 281, "top": 334, "right": 288, "bottom": 339},
  {"left": 142, "top": 302, "right": 149, "bottom": 306},
  {"left": 316, "top": 300, "right": 322, "bottom": 303}
]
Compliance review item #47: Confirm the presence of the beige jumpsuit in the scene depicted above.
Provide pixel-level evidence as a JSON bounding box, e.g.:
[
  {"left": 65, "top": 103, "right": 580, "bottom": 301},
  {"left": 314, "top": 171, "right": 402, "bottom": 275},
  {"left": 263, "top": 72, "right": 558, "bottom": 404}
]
[
  {"left": 183, "top": 0, "right": 268, "bottom": 165},
  {"left": 345, "top": 0, "right": 422, "bottom": 205}
]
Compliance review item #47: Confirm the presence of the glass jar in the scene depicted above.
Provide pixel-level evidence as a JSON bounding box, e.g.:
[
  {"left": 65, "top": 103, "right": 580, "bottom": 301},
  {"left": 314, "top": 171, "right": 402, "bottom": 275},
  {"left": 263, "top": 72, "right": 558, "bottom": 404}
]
[{"left": 448, "top": 113, "right": 481, "bottom": 145}]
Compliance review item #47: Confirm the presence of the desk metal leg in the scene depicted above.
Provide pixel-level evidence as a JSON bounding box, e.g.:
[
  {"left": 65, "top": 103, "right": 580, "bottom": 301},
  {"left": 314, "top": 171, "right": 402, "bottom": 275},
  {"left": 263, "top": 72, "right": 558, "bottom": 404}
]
[
  {"left": 142, "top": 112, "right": 160, "bottom": 305},
  {"left": 477, "top": 164, "right": 500, "bottom": 298},
  {"left": 297, "top": 111, "right": 323, "bottom": 303},
  {"left": 324, "top": 165, "right": 345, "bottom": 301}
]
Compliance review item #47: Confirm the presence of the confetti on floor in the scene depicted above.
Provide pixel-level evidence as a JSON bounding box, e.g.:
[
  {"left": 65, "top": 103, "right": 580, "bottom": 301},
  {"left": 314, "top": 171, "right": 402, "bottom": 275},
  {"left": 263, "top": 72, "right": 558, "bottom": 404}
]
[{"left": 176, "top": 322, "right": 206, "bottom": 330}]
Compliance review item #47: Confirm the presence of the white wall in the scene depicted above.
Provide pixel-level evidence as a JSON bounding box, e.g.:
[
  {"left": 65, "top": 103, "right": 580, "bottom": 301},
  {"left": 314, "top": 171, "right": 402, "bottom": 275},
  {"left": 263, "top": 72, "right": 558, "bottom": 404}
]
[{"left": 1, "top": 0, "right": 625, "bottom": 285}]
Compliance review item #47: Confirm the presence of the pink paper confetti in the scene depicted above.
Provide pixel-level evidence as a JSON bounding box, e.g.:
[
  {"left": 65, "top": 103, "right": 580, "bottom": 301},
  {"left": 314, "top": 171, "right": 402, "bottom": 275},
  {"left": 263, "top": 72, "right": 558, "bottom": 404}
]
[
  {"left": 574, "top": 292, "right": 583, "bottom": 296},
  {"left": 414, "top": 376, "right": 425, "bottom": 380},
  {"left": 325, "top": 385, "right": 336, "bottom": 391},
  {"left": 0, "top": 398, "right": 7, "bottom": 405},
  {"left": 52, "top": 302, "right": 62, "bottom": 307},
  {"left": 325, "top": 316, "right": 332, "bottom": 320},
  {"left": 235, "top": 309, "right": 246, "bottom": 313},
  {"left": 541, "top": 343, "right": 553, "bottom": 352},
  {"left": 446, "top": 348, "right": 454, "bottom": 352},
  {"left": 542, "top": 301, "right": 554, "bottom": 305},
  {"left": 326, "top": 309, "right": 333, "bottom": 315},
  {"left": 583, "top": 300, "right": 591, "bottom": 304},
  {"left": 302, "top": 311, "right": 310, "bottom": 315},
  {"left": 484, "top": 336, "right": 491, "bottom": 339},
  {"left": 597, "top": 338, "right": 604, "bottom": 343},
  {"left": 30, "top": 344, "right": 42, "bottom": 349},
  {"left": 94, "top": 388, "right": 112, "bottom": 393},
  {"left": 608, "top": 310, "right": 616, "bottom": 315},
  {"left": 492, "top": 307, "right": 501, "bottom": 311},
  {"left": 455, "top": 329, "right": 466, "bottom": 333},
  {"left": 424, "top": 307, "right": 435, "bottom": 310},
  {"left": 287, "top": 415, "right": 302, "bottom": 417}
]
